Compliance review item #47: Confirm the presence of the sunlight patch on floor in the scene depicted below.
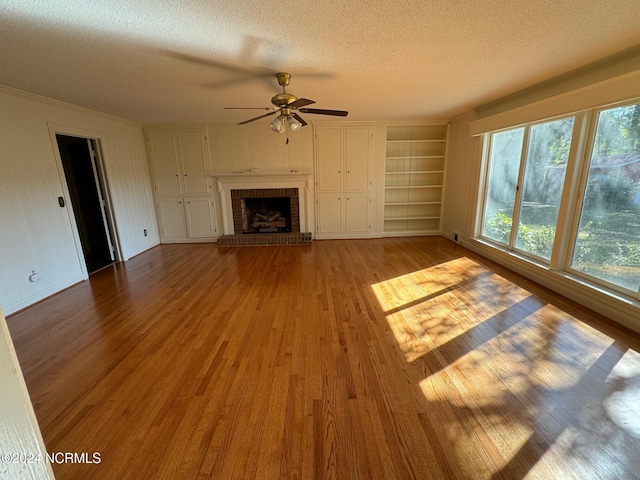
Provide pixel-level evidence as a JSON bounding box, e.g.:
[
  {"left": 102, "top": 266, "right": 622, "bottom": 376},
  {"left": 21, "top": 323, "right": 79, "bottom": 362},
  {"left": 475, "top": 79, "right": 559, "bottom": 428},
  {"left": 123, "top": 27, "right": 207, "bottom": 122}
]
[
  {"left": 604, "top": 348, "right": 640, "bottom": 438},
  {"left": 378, "top": 265, "right": 533, "bottom": 362},
  {"left": 371, "top": 256, "right": 640, "bottom": 478},
  {"left": 416, "top": 302, "right": 640, "bottom": 479},
  {"left": 371, "top": 257, "right": 489, "bottom": 313}
]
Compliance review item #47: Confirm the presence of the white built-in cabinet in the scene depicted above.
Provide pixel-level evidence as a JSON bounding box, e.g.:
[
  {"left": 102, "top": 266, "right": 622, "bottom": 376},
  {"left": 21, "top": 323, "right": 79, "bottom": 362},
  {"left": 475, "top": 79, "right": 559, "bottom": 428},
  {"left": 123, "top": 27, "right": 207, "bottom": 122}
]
[
  {"left": 146, "top": 127, "right": 218, "bottom": 242},
  {"left": 384, "top": 124, "right": 447, "bottom": 236},
  {"left": 315, "top": 125, "right": 374, "bottom": 238}
]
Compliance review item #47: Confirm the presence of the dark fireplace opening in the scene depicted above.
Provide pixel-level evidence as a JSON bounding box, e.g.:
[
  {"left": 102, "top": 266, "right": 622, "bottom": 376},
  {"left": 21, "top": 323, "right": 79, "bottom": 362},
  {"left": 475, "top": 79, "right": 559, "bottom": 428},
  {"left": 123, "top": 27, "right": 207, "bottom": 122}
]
[
  {"left": 231, "top": 188, "right": 301, "bottom": 235},
  {"left": 242, "top": 197, "right": 292, "bottom": 234}
]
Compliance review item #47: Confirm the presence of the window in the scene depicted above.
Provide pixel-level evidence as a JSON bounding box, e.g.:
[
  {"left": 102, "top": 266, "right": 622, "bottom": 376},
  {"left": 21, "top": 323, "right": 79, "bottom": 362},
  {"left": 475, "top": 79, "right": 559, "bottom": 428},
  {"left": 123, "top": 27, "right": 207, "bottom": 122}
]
[
  {"left": 478, "top": 100, "right": 640, "bottom": 301},
  {"left": 481, "top": 117, "right": 575, "bottom": 261},
  {"left": 481, "top": 127, "right": 523, "bottom": 245},
  {"left": 570, "top": 104, "right": 640, "bottom": 293}
]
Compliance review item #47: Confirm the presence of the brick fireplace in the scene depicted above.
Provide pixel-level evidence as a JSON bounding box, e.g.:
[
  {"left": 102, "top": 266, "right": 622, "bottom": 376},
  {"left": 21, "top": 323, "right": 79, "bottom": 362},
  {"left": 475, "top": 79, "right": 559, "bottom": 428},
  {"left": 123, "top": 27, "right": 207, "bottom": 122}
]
[{"left": 215, "top": 172, "right": 312, "bottom": 245}]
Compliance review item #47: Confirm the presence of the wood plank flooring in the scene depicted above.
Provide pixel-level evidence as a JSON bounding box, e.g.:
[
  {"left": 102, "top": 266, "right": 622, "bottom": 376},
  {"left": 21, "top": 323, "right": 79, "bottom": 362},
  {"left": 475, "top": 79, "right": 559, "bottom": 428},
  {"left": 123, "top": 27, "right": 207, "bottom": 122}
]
[{"left": 7, "top": 237, "right": 640, "bottom": 479}]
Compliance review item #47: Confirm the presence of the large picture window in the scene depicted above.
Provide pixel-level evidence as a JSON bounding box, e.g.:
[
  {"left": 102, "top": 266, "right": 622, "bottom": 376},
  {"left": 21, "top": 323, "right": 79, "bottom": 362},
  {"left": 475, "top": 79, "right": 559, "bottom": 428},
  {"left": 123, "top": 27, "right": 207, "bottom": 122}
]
[
  {"left": 570, "top": 104, "right": 640, "bottom": 293},
  {"left": 478, "top": 100, "right": 640, "bottom": 300},
  {"left": 481, "top": 117, "right": 575, "bottom": 261}
]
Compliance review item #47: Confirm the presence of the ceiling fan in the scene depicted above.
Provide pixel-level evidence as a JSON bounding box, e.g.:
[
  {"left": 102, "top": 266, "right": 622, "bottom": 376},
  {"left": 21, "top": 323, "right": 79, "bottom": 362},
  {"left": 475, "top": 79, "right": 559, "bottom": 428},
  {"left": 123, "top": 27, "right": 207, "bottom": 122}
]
[{"left": 224, "top": 72, "right": 348, "bottom": 133}]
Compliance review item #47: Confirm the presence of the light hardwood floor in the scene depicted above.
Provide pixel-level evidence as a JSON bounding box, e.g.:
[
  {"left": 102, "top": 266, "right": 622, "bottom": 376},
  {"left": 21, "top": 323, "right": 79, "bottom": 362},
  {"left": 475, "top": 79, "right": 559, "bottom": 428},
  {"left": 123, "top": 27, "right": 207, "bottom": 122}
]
[{"left": 7, "top": 237, "right": 640, "bottom": 479}]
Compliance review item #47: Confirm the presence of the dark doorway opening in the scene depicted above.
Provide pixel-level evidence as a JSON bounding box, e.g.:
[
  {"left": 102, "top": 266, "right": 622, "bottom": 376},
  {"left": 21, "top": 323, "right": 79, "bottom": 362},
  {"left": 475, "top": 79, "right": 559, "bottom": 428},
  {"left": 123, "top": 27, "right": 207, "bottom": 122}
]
[{"left": 56, "top": 134, "right": 116, "bottom": 274}]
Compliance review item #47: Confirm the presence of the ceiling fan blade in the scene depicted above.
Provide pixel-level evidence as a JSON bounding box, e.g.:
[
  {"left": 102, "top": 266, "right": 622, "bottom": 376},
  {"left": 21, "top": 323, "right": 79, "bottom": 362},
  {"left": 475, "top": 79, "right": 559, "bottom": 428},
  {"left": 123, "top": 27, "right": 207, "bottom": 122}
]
[
  {"left": 238, "top": 111, "right": 279, "bottom": 125},
  {"left": 298, "top": 108, "right": 348, "bottom": 117},
  {"left": 289, "top": 98, "right": 315, "bottom": 109},
  {"left": 291, "top": 113, "right": 307, "bottom": 127}
]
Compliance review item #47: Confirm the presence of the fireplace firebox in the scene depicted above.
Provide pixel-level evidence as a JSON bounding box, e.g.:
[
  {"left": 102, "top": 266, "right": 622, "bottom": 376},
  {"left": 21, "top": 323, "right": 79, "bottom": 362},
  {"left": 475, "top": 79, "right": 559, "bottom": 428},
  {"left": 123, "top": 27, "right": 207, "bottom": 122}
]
[
  {"left": 241, "top": 197, "right": 291, "bottom": 234},
  {"left": 230, "top": 188, "right": 300, "bottom": 235}
]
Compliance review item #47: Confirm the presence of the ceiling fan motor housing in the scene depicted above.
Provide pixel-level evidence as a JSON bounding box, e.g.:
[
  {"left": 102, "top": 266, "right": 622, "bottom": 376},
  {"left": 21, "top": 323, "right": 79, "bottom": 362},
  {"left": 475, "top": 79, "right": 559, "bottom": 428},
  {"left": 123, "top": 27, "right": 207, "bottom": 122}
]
[{"left": 271, "top": 92, "right": 298, "bottom": 108}]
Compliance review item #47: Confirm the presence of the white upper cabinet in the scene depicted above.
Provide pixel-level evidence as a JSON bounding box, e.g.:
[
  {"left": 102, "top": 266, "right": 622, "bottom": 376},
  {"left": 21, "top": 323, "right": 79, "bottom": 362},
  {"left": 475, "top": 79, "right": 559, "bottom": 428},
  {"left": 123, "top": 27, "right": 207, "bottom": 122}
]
[
  {"left": 147, "top": 128, "right": 209, "bottom": 196},
  {"left": 149, "top": 130, "right": 182, "bottom": 195},
  {"left": 316, "top": 127, "right": 343, "bottom": 192},
  {"left": 316, "top": 126, "right": 371, "bottom": 193},
  {"left": 344, "top": 127, "right": 370, "bottom": 192}
]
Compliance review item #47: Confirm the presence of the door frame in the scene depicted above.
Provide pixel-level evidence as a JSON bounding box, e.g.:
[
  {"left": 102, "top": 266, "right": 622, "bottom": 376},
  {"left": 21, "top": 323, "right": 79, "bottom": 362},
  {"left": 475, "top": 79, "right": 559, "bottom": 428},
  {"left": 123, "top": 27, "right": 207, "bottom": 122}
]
[{"left": 48, "top": 123, "right": 122, "bottom": 277}]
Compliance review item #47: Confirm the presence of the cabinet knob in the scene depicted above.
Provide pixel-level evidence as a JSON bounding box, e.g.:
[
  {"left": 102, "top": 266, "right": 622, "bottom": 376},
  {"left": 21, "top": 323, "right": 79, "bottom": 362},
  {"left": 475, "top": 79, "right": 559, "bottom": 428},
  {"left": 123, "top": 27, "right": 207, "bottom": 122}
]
[
  {"left": 338, "top": 170, "right": 341, "bottom": 174},
  {"left": 348, "top": 170, "right": 350, "bottom": 173}
]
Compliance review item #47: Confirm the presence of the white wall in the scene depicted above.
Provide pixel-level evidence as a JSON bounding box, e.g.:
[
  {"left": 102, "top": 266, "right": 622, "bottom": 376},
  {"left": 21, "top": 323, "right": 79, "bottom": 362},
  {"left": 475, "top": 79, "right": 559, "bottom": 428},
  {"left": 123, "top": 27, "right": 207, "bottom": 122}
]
[
  {"left": 207, "top": 122, "right": 314, "bottom": 174},
  {"left": 206, "top": 121, "right": 316, "bottom": 233},
  {"left": 0, "top": 87, "right": 159, "bottom": 315},
  {"left": 0, "top": 307, "right": 54, "bottom": 479},
  {"left": 441, "top": 110, "right": 482, "bottom": 241}
]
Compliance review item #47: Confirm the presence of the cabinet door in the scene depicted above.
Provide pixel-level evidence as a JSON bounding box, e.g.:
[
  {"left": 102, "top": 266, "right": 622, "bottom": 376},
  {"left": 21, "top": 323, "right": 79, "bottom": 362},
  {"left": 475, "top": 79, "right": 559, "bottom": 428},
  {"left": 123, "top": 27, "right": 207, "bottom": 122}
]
[
  {"left": 158, "top": 198, "right": 187, "bottom": 239},
  {"left": 148, "top": 130, "right": 181, "bottom": 195},
  {"left": 316, "top": 127, "right": 343, "bottom": 192},
  {"left": 345, "top": 126, "right": 370, "bottom": 192},
  {"left": 185, "top": 198, "right": 216, "bottom": 237},
  {"left": 177, "top": 130, "right": 210, "bottom": 195},
  {"left": 344, "top": 195, "right": 369, "bottom": 233},
  {"left": 317, "top": 196, "right": 343, "bottom": 234}
]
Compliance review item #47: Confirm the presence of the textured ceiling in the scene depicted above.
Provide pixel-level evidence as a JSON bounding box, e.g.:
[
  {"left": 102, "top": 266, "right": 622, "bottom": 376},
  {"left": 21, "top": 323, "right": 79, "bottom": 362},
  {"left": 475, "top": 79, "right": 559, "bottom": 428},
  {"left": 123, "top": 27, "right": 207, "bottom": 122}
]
[{"left": 2, "top": 0, "right": 640, "bottom": 124}]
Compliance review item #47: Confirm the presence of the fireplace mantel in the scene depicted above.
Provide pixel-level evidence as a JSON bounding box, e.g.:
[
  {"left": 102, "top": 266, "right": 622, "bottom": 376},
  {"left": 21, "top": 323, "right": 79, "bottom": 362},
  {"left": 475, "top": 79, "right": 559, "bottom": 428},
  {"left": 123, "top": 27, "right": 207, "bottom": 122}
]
[
  {"left": 215, "top": 172, "right": 312, "bottom": 183},
  {"left": 215, "top": 172, "right": 312, "bottom": 236}
]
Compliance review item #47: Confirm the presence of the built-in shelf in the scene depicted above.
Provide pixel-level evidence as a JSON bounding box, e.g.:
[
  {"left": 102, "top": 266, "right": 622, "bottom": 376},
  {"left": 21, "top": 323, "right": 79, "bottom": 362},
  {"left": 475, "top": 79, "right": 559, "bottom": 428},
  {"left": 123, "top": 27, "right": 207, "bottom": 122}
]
[{"left": 384, "top": 124, "right": 447, "bottom": 236}]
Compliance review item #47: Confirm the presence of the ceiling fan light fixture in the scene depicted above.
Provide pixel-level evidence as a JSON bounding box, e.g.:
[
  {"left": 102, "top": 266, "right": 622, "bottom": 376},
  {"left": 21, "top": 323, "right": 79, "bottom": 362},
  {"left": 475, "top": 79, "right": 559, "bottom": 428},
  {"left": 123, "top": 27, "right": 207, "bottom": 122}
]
[
  {"left": 270, "top": 115, "right": 286, "bottom": 133},
  {"left": 287, "top": 115, "right": 302, "bottom": 132}
]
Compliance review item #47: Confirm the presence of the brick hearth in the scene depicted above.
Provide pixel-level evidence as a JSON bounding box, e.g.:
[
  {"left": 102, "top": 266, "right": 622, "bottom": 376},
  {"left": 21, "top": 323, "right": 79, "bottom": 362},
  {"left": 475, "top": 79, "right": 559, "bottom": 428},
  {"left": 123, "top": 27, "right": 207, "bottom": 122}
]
[{"left": 217, "top": 232, "right": 312, "bottom": 246}]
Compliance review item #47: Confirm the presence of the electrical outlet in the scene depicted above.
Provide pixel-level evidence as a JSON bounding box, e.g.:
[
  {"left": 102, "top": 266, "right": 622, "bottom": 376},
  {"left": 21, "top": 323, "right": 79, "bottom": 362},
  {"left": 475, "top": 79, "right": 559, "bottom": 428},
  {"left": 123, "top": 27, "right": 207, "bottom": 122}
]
[
  {"left": 143, "top": 229, "right": 148, "bottom": 237},
  {"left": 29, "top": 271, "right": 41, "bottom": 282},
  {"left": 452, "top": 231, "right": 460, "bottom": 243}
]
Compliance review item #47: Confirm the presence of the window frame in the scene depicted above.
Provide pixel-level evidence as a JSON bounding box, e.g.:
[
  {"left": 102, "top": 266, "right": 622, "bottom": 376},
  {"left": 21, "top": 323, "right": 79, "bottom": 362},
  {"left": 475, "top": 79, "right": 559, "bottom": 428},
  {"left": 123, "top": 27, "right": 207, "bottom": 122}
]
[
  {"left": 477, "top": 102, "right": 640, "bottom": 302},
  {"left": 563, "top": 102, "right": 640, "bottom": 299},
  {"left": 478, "top": 114, "right": 579, "bottom": 265}
]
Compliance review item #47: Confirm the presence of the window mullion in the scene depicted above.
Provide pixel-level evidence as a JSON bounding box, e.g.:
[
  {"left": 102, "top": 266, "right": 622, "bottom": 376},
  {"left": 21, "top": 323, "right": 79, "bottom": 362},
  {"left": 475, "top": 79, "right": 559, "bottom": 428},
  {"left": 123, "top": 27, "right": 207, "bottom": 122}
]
[
  {"left": 509, "top": 126, "right": 530, "bottom": 249},
  {"left": 560, "top": 111, "right": 599, "bottom": 272},
  {"left": 548, "top": 112, "right": 591, "bottom": 270}
]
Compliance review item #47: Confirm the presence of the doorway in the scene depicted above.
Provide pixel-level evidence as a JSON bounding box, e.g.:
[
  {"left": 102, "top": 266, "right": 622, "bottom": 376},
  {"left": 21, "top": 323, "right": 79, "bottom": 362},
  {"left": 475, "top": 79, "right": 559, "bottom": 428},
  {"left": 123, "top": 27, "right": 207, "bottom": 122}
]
[{"left": 56, "top": 134, "right": 117, "bottom": 273}]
